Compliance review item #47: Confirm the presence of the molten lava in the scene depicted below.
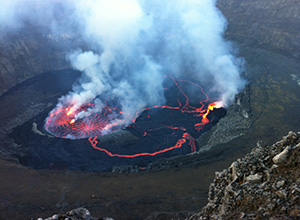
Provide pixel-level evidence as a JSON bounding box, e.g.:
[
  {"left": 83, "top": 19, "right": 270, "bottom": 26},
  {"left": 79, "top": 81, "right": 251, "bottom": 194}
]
[
  {"left": 45, "top": 104, "right": 124, "bottom": 139},
  {"left": 45, "top": 76, "right": 222, "bottom": 158}
]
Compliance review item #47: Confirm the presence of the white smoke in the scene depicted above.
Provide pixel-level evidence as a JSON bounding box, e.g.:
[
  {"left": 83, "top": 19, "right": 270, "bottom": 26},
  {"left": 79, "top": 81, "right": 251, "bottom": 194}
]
[
  {"left": 0, "top": 0, "right": 64, "bottom": 33},
  {"left": 0, "top": 0, "right": 245, "bottom": 132}
]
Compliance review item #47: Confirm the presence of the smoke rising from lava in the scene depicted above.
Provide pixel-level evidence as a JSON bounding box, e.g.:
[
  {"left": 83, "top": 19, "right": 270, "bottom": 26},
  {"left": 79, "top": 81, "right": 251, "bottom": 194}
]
[
  {"left": 1, "top": 0, "right": 245, "bottom": 134},
  {"left": 64, "top": 0, "right": 245, "bottom": 128}
]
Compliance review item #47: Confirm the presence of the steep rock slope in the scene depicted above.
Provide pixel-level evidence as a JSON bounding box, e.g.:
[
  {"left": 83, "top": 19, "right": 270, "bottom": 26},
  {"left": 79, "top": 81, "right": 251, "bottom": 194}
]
[
  {"left": 190, "top": 131, "right": 300, "bottom": 219},
  {"left": 218, "top": 0, "right": 300, "bottom": 58},
  {"left": 0, "top": 30, "right": 77, "bottom": 95}
]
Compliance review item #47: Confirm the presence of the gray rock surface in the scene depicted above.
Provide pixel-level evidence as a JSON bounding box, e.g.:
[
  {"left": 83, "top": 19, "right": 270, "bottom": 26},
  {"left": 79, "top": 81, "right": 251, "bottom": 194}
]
[
  {"left": 0, "top": 30, "right": 75, "bottom": 96},
  {"left": 218, "top": 0, "right": 300, "bottom": 58},
  {"left": 189, "top": 131, "right": 300, "bottom": 219},
  {"left": 39, "top": 207, "right": 114, "bottom": 220}
]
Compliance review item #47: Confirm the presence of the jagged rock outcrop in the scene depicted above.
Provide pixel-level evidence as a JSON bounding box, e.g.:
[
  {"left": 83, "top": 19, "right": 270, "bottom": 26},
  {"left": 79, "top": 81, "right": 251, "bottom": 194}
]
[
  {"left": 189, "top": 131, "right": 300, "bottom": 219},
  {"left": 38, "top": 207, "right": 113, "bottom": 220}
]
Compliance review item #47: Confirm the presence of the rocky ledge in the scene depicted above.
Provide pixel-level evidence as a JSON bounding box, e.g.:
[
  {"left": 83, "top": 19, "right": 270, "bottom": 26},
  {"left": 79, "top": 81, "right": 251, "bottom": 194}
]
[
  {"left": 38, "top": 208, "right": 112, "bottom": 220},
  {"left": 40, "top": 131, "right": 300, "bottom": 220},
  {"left": 190, "top": 131, "right": 300, "bottom": 219}
]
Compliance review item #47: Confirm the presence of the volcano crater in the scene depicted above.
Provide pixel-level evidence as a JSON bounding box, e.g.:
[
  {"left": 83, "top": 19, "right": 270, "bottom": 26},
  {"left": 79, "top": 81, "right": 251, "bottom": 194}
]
[{"left": 7, "top": 70, "right": 227, "bottom": 172}]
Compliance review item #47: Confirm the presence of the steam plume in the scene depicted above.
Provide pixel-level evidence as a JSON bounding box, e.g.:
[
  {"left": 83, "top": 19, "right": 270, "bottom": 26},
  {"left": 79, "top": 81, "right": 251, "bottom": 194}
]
[
  {"left": 65, "top": 0, "right": 245, "bottom": 127},
  {"left": 0, "top": 0, "right": 245, "bottom": 133}
]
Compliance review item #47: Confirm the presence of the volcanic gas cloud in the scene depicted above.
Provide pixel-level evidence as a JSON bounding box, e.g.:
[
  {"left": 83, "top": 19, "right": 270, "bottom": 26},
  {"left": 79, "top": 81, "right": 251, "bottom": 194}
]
[{"left": 0, "top": 0, "right": 246, "bottom": 157}]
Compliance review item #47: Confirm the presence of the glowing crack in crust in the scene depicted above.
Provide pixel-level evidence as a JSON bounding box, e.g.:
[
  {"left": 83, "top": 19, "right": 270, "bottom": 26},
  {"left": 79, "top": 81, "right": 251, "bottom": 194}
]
[
  {"left": 45, "top": 76, "right": 222, "bottom": 158},
  {"left": 46, "top": 104, "right": 124, "bottom": 139}
]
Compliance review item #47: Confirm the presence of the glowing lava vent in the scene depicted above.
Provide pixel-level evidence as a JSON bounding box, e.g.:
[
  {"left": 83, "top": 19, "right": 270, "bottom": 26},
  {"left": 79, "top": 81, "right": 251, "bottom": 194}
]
[{"left": 45, "top": 76, "right": 223, "bottom": 158}]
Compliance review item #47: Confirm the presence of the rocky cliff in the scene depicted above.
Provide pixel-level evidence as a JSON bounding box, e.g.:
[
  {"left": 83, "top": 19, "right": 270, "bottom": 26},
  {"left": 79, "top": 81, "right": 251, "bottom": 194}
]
[{"left": 190, "top": 131, "right": 300, "bottom": 219}]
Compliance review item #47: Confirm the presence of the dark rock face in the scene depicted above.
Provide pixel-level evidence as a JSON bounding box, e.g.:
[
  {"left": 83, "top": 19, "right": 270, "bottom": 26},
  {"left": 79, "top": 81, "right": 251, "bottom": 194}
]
[
  {"left": 0, "top": 69, "right": 81, "bottom": 160},
  {"left": 190, "top": 131, "right": 300, "bottom": 219},
  {"left": 218, "top": 0, "right": 300, "bottom": 58},
  {"left": 0, "top": 29, "right": 77, "bottom": 96}
]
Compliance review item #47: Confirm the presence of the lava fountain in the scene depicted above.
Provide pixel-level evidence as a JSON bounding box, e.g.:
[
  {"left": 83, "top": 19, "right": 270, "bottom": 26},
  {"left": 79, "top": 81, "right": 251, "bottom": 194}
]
[{"left": 45, "top": 75, "right": 223, "bottom": 158}]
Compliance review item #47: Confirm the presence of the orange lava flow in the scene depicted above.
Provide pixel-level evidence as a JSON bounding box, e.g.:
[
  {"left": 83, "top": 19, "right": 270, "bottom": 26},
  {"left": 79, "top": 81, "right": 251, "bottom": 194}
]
[{"left": 88, "top": 136, "right": 187, "bottom": 158}]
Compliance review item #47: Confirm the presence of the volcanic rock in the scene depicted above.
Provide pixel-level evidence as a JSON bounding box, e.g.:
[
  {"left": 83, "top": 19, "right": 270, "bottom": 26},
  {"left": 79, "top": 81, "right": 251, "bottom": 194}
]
[
  {"left": 38, "top": 207, "right": 114, "bottom": 220},
  {"left": 245, "top": 173, "right": 262, "bottom": 183},
  {"left": 99, "top": 130, "right": 138, "bottom": 147},
  {"left": 0, "top": 29, "right": 76, "bottom": 96},
  {"left": 144, "top": 211, "right": 193, "bottom": 220},
  {"left": 189, "top": 131, "right": 300, "bottom": 219},
  {"left": 197, "top": 86, "right": 252, "bottom": 153},
  {"left": 218, "top": 0, "right": 300, "bottom": 58},
  {"left": 272, "top": 146, "right": 292, "bottom": 166}
]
